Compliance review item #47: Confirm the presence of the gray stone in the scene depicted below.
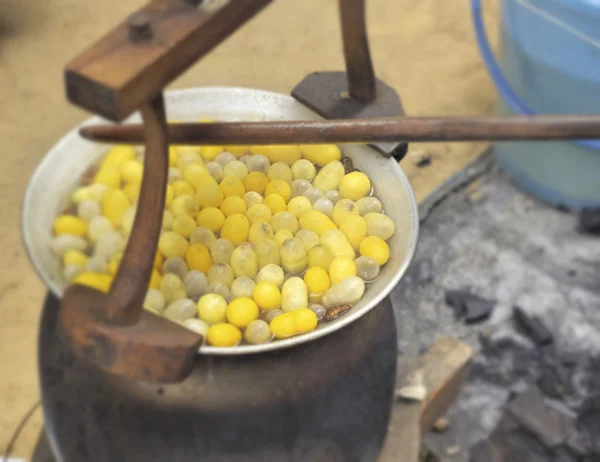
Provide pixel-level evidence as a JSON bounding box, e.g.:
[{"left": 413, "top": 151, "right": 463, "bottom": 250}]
[
  {"left": 468, "top": 440, "right": 502, "bottom": 462},
  {"left": 507, "top": 385, "right": 569, "bottom": 448},
  {"left": 513, "top": 305, "right": 553, "bottom": 346},
  {"left": 425, "top": 408, "right": 486, "bottom": 462}
]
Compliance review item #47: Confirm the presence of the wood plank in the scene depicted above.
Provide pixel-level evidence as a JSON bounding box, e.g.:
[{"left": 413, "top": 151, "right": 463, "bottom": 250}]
[
  {"left": 379, "top": 357, "right": 421, "bottom": 462},
  {"left": 379, "top": 337, "right": 473, "bottom": 462},
  {"left": 419, "top": 337, "right": 473, "bottom": 432}
]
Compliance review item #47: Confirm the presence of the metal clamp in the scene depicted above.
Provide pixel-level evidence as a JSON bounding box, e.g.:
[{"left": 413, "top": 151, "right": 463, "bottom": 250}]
[{"left": 292, "top": 0, "right": 407, "bottom": 161}]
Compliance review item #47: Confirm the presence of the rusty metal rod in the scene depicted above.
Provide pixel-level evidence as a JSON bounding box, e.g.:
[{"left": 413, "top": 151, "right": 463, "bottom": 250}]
[
  {"left": 339, "top": 0, "right": 376, "bottom": 102},
  {"left": 79, "top": 115, "right": 600, "bottom": 145}
]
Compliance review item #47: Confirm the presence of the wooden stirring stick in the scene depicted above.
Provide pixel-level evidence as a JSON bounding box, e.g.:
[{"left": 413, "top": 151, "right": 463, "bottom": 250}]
[{"left": 80, "top": 115, "right": 600, "bottom": 145}]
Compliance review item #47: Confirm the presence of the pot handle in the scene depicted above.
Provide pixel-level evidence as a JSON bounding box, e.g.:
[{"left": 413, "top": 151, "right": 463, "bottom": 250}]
[{"left": 471, "top": 0, "right": 600, "bottom": 149}]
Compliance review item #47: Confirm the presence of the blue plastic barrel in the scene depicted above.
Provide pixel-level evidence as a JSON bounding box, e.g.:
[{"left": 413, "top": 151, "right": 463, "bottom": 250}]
[{"left": 472, "top": 0, "right": 600, "bottom": 209}]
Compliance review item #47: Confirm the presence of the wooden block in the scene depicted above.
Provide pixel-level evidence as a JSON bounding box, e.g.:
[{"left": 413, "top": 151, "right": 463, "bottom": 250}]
[
  {"left": 65, "top": 0, "right": 271, "bottom": 121},
  {"left": 379, "top": 337, "right": 473, "bottom": 462},
  {"left": 419, "top": 336, "right": 473, "bottom": 432}
]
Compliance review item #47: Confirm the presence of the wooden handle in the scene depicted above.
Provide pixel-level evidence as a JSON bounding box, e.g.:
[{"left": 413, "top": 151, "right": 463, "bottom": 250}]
[{"left": 79, "top": 115, "right": 600, "bottom": 145}]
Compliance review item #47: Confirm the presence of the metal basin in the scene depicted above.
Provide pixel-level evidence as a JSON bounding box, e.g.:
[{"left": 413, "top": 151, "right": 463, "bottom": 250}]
[{"left": 22, "top": 87, "right": 419, "bottom": 355}]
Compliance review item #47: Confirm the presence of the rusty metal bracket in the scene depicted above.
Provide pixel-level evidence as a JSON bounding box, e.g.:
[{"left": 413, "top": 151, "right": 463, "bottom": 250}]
[
  {"left": 293, "top": 73, "right": 407, "bottom": 160},
  {"left": 59, "top": 93, "right": 202, "bottom": 383},
  {"left": 292, "top": 0, "right": 407, "bottom": 161}
]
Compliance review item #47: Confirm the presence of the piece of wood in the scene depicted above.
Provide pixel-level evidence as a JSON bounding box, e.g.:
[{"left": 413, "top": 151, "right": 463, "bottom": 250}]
[
  {"left": 419, "top": 337, "right": 473, "bottom": 432},
  {"left": 379, "top": 337, "right": 473, "bottom": 462},
  {"left": 65, "top": 0, "right": 271, "bottom": 121},
  {"left": 79, "top": 115, "right": 600, "bottom": 145},
  {"left": 380, "top": 357, "right": 422, "bottom": 462}
]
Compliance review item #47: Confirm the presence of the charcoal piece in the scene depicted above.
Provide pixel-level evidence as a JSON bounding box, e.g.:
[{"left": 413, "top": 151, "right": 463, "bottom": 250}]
[
  {"left": 552, "top": 445, "right": 578, "bottom": 462},
  {"left": 577, "top": 395, "right": 600, "bottom": 455},
  {"left": 578, "top": 394, "right": 600, "bottom": 417},
  {"left": 445, "top": 289, "right": 473, "bottom": 317},
  {"left": 478, "top": 334, "right": 523, "bottom": 357},
  {"left": 498, "top": 431, "right": 551, "bottom": 462},
  {"left": 581, "top": 457, "right": 600, "bottom": 462},
  {"left": 558, "top": 351, "right": 579, "bottom": 367},
  {"left": 507, "top": 385, "right": 569, "bottom": 448},
  {"left": 493, "top": 413, "right": 520, "bottom": 434},
  {"left": 478, "top": 411, "right": 557, "bottom": 462},
  {"left": 445, "top": 290, "right": 495, "bottom": 324},
  {"left": 512, "top": 352, "right": 543, "bottom": 383},
  {"left": 471, "top": 336, "right": 542, "bottom": 387},
  {"left": 469, "top": 440, "right": 503, "bottom": 462},
  {"left": 416, "top": 154, "right": 432, "bottom": 168},
  {"left": 539, "top": 343, "right": 557, "bottom": 358},
  {"left": 513, "top": 306, "right": 553, "bottom": 346},
  {"left": 469, "top": 361, "right": 514, "bottom": 387},
  {"left": 537, "top": 356, "right": 573, "bottom": 399},
  {"left": 580, "top": 356, "right": 600, "bottom": 392},
  {"left": 579, "top": 209, "right": 600, "bottom": 235},
  {"left": 564, "top": 427, "right": 589, "bottom": 458},
  {"left": 477, "top": 331, "right": 495, "bottom": 352},
  {"left": 464, "top": 298, "right": 495, "bottom": 324}
]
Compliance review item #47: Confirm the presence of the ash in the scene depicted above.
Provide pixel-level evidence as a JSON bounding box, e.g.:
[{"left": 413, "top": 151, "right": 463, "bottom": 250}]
[{"left": 390, "top": 155, "right": 600, "bottom": 461}]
